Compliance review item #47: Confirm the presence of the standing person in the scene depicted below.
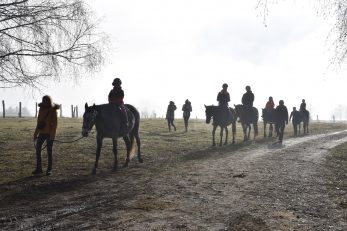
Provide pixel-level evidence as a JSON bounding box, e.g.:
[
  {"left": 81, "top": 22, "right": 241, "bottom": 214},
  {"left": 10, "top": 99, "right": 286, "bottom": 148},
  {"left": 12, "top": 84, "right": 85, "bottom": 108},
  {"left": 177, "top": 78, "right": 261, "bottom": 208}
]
[
  {"left": 108, "top": 77, "right": 129, "bottom": 131},
  {"left": 275, "top": 100, "right": 289, "bottom": 144},
  {"left": 242, "top": 85, "right": 255, "bottom": 120},
  {"left": 166, "top": 101, "right": 177, "bottom": 132},
  {"left": 33, "top": 95, "right": 60, "bottom": 176},
  {"left": 182, "top": 99, "right": 192, "bottom": 132},
  {"left": 289, "top": 107, "right": 301, "bottom": 136}
]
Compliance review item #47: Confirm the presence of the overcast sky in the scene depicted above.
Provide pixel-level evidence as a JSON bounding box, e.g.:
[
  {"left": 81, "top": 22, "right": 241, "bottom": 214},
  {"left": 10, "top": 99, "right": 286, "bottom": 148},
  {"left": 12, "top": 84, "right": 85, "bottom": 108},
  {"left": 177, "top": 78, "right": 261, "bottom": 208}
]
[{"left": 1, "top": 0, "right": 346, "bottom": 119}]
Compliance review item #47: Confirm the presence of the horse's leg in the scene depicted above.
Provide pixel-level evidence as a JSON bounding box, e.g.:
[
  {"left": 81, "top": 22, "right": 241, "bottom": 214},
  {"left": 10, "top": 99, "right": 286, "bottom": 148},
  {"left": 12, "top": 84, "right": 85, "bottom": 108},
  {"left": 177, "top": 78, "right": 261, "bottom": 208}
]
[
  {"left": 212, "top": 125, "right": 217, "bottom": 146},
  {"left": 269, "top": 124, "right": 273, "bottom": 137},
  {"left": 242, "top": 124, "right": 247, "bottom": 142},
  {"left": 112, "top": 136, "right": 118, "bottom": 171},
  {"left": 224, "top": 126, "right": 228, "bottom": 145},
  {"left": 219, "top": 126, "right": 224, "bottom": 146},
  {"left": 122, "top": 135, "right": 131, "bottom": 168},
  {"left": 299, "top": 123, "right": 301, "bottom": 136},
  {"left": 264, "top": 122, "right": 267, "bottom": 138},
  {"left": 134, "top": 133, "right": 143, "bottom": 163},
  {"left": 232, "top": 122, "right": 236, "bottom": 144},
  {"left": 248, "top": 124, "right": 252, "bottom": 140},
  {"left": 92, "top": 135, "right": 103, "bottom": 174}
]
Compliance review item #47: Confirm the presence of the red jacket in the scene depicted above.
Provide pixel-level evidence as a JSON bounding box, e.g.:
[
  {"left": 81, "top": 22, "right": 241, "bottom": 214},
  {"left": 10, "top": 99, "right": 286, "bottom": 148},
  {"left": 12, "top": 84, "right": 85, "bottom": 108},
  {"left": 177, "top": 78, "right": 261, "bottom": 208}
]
[{"left": 265, "top": 101, "right": 275, "bottom": 109}]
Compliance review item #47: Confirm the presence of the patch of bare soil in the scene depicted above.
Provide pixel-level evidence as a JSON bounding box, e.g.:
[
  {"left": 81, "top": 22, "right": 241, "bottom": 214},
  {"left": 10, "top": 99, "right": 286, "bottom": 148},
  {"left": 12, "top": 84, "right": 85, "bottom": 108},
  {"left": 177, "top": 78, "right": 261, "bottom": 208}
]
[{"left": 1, "top": 131, "right": 347, "bottom": 230}]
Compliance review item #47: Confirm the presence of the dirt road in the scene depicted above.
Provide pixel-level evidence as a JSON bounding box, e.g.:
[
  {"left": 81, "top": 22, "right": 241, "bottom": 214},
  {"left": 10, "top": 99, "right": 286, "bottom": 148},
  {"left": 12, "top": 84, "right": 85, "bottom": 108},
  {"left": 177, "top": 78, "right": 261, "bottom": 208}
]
[{"left": 1, "top": 131, "right": 347, "bottom": 230}]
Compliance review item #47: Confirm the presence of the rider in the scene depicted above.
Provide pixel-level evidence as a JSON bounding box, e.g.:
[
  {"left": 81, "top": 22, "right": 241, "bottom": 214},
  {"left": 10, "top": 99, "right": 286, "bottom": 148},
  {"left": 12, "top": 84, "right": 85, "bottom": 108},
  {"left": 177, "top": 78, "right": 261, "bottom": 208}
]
[
  {"left": 242, "top": 85, "right": 254, "bottom": 120},
  {"left": 217, "top": 83, "right": 231, "bottom": 117},
  {"left": 265, "top": 96, "right": 275, "bottom": 110},
  {"left": 108, "top": 78, "right": 129, "bottom": 130},
  {"left": 300, "top": 99, "right": 306, "bottom": 113}
]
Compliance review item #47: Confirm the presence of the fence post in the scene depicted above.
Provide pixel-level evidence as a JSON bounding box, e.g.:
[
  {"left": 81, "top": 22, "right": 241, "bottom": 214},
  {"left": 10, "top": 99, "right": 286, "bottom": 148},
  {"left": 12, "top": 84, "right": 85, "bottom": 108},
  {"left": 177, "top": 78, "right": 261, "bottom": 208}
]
[
  {"left": 35, "top": 102, "right": 38, "bottom": 118},
  {"left": 75, "top": 106, "right": 78, "bottom": 118},
  {"left": 19, "top": 102, "right": 22, "bottom": 118},
  {"left": 2, "top": 100, "right": 4, "bottom": 118},
  {"left": 71, "top": 105, "right": 74, "bottom": 118},
  {"left": 60, "top": 104, "right": 62, "bottom": 118}
]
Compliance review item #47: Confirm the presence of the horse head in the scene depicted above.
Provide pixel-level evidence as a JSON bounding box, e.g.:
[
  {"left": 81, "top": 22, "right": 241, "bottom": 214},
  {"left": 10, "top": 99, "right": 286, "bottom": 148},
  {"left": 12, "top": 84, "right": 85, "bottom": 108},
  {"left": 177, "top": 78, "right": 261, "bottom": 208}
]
[
  {"left": 234, "top": 104, "right": 242, "bottom": 118},
  {"left": 204, "top": 104, "right": 213, "bottom": 124},
  {"left": 82, "top": 103, "right": 97, "bottom": 137}
]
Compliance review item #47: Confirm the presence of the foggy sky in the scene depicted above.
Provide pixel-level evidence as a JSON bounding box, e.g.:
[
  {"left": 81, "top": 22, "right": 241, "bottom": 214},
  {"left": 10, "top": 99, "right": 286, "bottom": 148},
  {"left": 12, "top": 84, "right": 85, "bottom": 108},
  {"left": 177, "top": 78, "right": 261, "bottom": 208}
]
[{"left": 1, "top": 0, "right": 346, "bottom": 120}]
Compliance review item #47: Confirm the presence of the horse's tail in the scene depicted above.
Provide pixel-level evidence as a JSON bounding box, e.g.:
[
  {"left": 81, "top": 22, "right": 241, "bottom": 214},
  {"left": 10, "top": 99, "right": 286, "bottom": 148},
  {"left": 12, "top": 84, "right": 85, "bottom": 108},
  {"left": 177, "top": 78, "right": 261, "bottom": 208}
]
[
  {"left": 254, "top": 107, "right": 259, "bottom": 137},
  {"left": 254, "top": 122, "right": 258, "bottom": 137},
  {"left": 125, "top": 104, "right": 140, "bottom": 159},
  {"left": 129, "top": 133, "right": 136, "bottom": 159}
]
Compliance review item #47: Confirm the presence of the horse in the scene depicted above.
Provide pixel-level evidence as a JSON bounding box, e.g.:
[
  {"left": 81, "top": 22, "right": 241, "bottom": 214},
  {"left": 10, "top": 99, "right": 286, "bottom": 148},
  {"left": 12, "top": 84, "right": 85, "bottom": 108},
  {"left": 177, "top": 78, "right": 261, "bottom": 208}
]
[
  {"left": 204, "top": 105, "right": 237, "bottom": 146},
  {"left": 234, "top": 104, "right": 259, "bottom": 141},
  {"left": 261, "top": 108, "right": 277, "bottom": 138},
  {"left": 82, "top": 103, "right": 143, "bottom": 174},
  {"left": 301, "top": 109, "right": 310, "bottom": 135}
]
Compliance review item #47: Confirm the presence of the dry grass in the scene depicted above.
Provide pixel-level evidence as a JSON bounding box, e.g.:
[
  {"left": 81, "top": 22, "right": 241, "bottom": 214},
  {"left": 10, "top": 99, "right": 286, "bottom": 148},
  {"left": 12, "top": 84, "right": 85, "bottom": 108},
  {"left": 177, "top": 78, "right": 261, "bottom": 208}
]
[{"left": 1, "top": 117, "right": 347, "bottom": 185}]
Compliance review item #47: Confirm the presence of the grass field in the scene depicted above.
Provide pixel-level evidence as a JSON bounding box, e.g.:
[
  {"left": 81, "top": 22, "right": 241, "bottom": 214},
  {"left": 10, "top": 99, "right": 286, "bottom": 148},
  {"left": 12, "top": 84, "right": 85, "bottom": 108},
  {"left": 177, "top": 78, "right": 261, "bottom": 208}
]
[{"left": 1, "top": 117, "right": 347, "bottom": 185}]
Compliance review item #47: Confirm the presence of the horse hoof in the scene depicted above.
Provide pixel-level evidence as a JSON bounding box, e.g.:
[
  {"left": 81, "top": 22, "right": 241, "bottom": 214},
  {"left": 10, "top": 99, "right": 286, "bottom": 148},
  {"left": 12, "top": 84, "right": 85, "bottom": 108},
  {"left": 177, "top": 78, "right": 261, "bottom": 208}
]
[
  {"left": 138, "top": 158, "right": 144, "bottom": 163},
  {"left": 113, "top": 166, "right": 118, "bottom": 171},
  {"left": 212, "top": 143, "right": 216, "bottom": 147},
  {"left": 122, "top": 163, "right": 129, "bottom": 168},
  {"left": 91, "top": 169, "right": 96, "bottom": 175}
]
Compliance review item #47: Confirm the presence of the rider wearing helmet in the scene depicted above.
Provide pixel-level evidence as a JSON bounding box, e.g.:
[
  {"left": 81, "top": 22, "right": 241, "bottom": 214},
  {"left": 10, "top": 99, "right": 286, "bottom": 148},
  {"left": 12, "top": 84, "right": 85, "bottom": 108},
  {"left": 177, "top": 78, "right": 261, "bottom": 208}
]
[
  {"left": 300, "top": 99, "right": 306, "bottom": 113},
  {"left": 108, "top": 78, "right": 129, "bottom": 130},
  {"left": 217, "top": 83, "right": 230, "bottom": 108},
  {"left": 242, "top": 85, "right": 255, "bottom": 120},
  {"left": 265, "top": 96, "right": 275, "bottom": 109}
]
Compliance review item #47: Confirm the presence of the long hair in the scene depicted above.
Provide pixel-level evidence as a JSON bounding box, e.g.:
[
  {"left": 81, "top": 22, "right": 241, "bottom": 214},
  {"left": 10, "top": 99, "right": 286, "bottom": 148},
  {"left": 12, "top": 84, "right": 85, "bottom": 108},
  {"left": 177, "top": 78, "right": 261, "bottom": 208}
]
[{"left": 42, "top": 95, "right": 54, "bottom": 107}]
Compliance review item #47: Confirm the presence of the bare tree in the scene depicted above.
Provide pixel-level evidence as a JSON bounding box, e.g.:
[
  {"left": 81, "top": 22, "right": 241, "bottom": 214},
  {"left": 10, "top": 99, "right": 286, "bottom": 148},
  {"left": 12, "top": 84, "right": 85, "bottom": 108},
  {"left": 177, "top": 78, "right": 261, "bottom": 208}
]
[
  {"left": 0, "top": 0, "right": 107, "bottom": 88},
  {"left": 256, "top": 0, "right": 347, "bottom": 65}
]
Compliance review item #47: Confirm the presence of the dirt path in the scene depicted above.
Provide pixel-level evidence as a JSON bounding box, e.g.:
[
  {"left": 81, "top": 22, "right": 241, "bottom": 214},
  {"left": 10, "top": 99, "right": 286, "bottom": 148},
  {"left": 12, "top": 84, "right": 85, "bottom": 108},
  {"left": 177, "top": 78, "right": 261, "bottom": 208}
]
[{"left": 1, "top": 131, "right": 347, "bottom": 230}]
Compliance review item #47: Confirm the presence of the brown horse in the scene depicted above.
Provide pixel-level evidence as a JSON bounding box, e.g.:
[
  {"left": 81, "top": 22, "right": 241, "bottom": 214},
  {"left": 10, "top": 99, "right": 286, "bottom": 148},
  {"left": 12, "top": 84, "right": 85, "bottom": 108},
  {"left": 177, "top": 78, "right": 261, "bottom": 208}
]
[
  {"left": 82, "top": 103, "right": 143, "bottom": 174},
  {"left": 205, "top": 105, "right": 237, "bottom": 146},
  {"left": 234, "top": 104, "right": 259, "bottom": 141}
]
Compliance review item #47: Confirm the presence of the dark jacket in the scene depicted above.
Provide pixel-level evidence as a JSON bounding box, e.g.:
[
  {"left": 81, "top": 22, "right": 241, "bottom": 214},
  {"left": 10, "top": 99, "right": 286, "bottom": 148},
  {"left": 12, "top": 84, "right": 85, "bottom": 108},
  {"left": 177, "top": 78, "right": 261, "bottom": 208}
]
[
  {"left": 217, "top": 90, "right": 230, "bottom": 106},
  {"left": 166, "top": 103, "right": 177, "bottom": 120},
  {"left": 242, "top": 91, "right": 254, "bottom": 107},
  {"left": 290, "top": 110, "right": 301, "bottom": 124},
  {"left": 108, "top": 86, "right": 124, "bottom": 105},
  {"left": 182, "top": 102, "right": 192, "bottom": 118},
  {"left": 275, "top": 105, "right": 289, "bottom": 124},
  {"left": 300, "top": 102, "right": 306, "bottom": 112}
]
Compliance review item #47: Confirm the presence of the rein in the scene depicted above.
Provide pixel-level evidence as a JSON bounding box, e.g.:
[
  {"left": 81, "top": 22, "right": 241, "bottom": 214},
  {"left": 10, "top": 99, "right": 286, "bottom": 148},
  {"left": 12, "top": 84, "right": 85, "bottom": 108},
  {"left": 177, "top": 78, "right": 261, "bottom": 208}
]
[{"left": 34, "top": 135, "right": 87, "bottom": 151}]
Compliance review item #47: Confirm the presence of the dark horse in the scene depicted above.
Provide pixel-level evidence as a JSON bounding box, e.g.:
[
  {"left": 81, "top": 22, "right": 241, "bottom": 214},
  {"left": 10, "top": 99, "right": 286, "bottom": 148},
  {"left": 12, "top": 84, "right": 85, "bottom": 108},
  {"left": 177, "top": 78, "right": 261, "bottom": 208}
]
[
  {"left": 205, "top": 105, "right": 237, "bottom": 146},
  {"left": 82, "top": 103, "right": 143, "bottom": 174},
  {"left": 301, "top": 109, "right": 310, "bottom": 135},
  {"left": 262, "top": 108, "right": 277, "bottom": 137},
  {"left": 234, "top": 104, "right": 259, "bottom": 141}
]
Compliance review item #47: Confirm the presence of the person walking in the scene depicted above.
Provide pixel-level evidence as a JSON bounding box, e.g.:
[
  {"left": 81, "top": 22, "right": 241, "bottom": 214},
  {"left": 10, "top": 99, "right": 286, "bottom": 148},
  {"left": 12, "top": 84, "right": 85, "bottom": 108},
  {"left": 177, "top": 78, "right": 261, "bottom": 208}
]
[
  {"left": 275, "top": 100, "right": 289, "bottom": 144},
  {"left": 289, "top": 107, "right": 301, "bottom": 136},
  {"left": 33, "top": 95, "right": 60, "bottom": 176},
  {"left": 182, "top": 99, "right": 192, "bottom": 132},
  {"left": 166, "top": 101, "right": 177, "bottom": 132}
]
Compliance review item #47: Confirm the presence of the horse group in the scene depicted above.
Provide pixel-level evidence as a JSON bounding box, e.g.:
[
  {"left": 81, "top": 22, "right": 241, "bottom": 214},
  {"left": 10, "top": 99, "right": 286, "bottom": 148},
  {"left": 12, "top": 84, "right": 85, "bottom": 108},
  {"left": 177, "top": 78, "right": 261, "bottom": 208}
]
[
  {"left": 205, "top": 104, "right": 310, "bottom": 147},
  {"left": 81, "top": 103, "right": 309, "bottom": 174},
  {"left": 204, "top": 104, "right": 258, "bottom": 146},
  {"left": 262, "top": 108, "right": 309, "bottom": 138}
]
